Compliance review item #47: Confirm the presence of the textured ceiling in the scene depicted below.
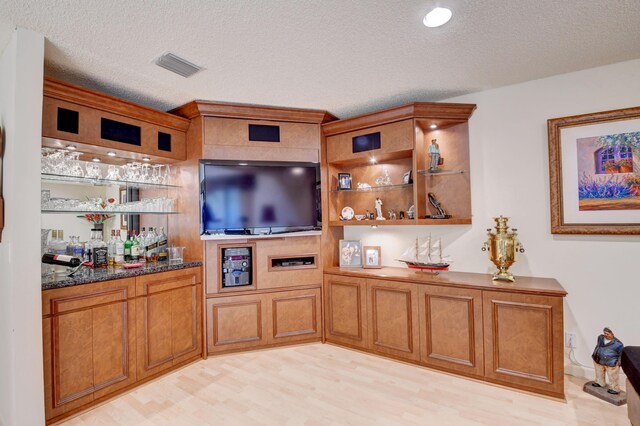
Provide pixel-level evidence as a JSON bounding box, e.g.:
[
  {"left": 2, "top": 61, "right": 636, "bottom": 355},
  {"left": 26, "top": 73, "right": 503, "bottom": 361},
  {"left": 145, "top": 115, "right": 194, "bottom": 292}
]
[{"left": 1, "top": 0, "right": 639, "bottom": 118}]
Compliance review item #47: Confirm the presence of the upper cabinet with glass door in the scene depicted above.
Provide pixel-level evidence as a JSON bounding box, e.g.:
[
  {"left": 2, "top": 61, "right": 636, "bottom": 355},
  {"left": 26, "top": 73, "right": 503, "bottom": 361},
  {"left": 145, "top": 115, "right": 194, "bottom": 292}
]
[
  {"left": 40, "top": 78, "right": 189, "bottom": 241},
  {"left": 322, "top": 102, "right": 476, "bottom": 226}
]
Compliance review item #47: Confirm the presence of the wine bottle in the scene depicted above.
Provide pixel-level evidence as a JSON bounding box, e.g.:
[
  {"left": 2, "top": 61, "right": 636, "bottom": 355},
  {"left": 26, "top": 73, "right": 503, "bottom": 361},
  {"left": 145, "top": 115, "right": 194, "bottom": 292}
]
[
  {"left": 41, "top": 253, "right": 82, "bottom": 267},
  {"left": 124, "top": 233, "right": 133, "bottom": 262}
]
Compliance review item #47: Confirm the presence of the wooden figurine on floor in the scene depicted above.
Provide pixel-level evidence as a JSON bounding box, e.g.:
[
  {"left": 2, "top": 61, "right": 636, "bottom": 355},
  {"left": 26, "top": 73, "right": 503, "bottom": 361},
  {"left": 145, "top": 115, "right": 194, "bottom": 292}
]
[{"left": 592, "top": 327, "right": 624, "bottom": 394}]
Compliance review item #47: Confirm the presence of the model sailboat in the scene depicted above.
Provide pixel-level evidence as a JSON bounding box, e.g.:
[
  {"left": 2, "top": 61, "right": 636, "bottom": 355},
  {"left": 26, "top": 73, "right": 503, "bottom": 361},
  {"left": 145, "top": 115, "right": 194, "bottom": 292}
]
[{"left": 397, "top": 234, "right": 451, "bottom": 271}]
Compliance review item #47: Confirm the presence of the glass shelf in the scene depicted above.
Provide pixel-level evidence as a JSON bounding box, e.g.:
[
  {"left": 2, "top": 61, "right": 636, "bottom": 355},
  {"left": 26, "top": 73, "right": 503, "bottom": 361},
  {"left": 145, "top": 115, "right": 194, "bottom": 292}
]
[
  {"left": 41, "top": 173, "right": 180, "bottom": 190},
  {"left": 42, "top": 210, "right": 179, "bottom": 215},
  {"left": 417, "top": 169, "right": 465, "bottom": 176},
  {"left": 330, "top": 183, "right": 413, "bottom": 193}
]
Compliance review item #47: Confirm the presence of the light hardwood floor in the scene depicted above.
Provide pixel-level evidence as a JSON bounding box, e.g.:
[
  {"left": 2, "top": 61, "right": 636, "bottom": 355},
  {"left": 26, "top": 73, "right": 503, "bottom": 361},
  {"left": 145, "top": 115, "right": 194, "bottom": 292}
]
[{"left": 60, "top": 343, "right": 628, "bottom": 426}]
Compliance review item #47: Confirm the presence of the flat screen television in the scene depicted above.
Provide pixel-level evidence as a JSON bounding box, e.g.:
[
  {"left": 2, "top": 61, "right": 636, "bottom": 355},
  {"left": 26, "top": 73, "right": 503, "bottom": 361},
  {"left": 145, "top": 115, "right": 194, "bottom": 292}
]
[{"left": 200, "top": 160, "right": 321, "bottom": 235}]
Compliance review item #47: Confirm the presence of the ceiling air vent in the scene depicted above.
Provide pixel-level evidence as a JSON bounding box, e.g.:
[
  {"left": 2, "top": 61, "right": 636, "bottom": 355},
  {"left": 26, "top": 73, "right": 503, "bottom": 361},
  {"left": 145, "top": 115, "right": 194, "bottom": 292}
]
[{"left": 155, "top": 52, "right": 202, "bottom": 78}]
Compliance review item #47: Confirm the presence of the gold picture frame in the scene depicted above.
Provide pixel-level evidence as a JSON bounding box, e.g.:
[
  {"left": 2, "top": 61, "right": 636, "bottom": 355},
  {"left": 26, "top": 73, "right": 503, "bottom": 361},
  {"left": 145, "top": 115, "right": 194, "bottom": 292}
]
[{"left": 548, "top": 106, "right": 640, "bottom": 234}]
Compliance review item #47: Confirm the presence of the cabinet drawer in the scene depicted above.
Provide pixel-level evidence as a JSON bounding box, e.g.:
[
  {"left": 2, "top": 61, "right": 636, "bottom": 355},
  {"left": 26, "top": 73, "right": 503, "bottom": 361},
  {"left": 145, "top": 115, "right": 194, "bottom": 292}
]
[
  {"left": 136, "top": 267, "right": 202, "bottom": 296},
  {"left": 42, "top": 278, "right": 135, "bottom": 317},
  {"left": 326, "top": 119, "right": 414, "bottom": 164}
]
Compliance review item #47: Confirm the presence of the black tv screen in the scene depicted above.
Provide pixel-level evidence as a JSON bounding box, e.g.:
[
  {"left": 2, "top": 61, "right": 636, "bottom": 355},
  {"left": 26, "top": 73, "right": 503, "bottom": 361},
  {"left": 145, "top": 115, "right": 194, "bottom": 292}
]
[{"left": 200, "top": 160, "right": 320, "bottom": 233}]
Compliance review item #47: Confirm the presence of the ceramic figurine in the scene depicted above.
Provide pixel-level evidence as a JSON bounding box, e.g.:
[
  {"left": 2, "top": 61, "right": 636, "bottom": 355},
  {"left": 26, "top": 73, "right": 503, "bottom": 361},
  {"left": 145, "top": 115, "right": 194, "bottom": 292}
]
[
  {"left": 591, "top": 327, "right": 624, "bottom": 394},
  {"left": 375, "top": 197, "right": 385, "bottom": 220},
  {"left": 428, "top": 139, "right": 440, "bottom": 170}
]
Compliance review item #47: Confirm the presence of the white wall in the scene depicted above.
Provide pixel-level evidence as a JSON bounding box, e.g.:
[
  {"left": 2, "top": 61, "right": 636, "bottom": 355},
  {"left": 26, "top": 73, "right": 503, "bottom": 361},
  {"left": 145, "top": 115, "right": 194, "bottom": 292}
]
[
  {"left": 0, "top": 28, "right": 45, "bottom": 426},
  {"left": 345, "top": 58, "right": 640, "bottom": 379}
]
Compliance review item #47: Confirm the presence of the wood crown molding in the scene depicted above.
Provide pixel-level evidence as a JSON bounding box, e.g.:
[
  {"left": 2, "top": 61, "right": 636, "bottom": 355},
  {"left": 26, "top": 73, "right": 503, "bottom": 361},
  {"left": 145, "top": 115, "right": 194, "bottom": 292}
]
[
  {"left": 43, "top": 77, "right": 191, "bottom": 132},
  {"left": 170, "top": 100, "right": 337, "bottom": 124},
  {"left": 322, "top": 102, "right": 477, "bottom": 136}
]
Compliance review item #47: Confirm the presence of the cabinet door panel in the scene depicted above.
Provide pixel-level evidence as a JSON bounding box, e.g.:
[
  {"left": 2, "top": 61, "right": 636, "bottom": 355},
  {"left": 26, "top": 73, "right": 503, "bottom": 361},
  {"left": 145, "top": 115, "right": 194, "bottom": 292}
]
[
  {"left": 367, "top": 279, "right": 420, "bottom": 361},
  {"left": 136, "top": 268, "right": 203, "bottom": 379},
  {"left": 43, "top": 280, "right": 136, "bottom": 421},
  {"left": 145, "top": 292, "right": 173, "bottom": 372},
  {"left": 171, "top": 285, "right": 199, "bottom": 359},
  {"left": 419, "top": 285, "right": 483, "bottom": 376},
  {"left": 483, "top": 291, "right": 564, "bottom": 398},
  {"left": 54, "top": 310, "right": 94, "bottom": 407},
  {"left": 270, "top": 288, "right": 321, "bottom": 344},
  {"left": 324, "top": 274, "right": 367, "bottom": 348},
  {"left": 207, "top": 294, "right": 269, "bottom": 354}
]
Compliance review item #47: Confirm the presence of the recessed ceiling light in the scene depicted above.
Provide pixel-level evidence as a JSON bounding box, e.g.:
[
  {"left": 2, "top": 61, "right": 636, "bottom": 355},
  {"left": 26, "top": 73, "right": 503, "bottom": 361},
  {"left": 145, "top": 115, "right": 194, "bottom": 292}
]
[
  {"left": 66, "top": 145, "right": 76, "bottom": 150},
  {"left": 239, "top": 163, "right": 248, "bottom": 166},
  {"left": 423, "top": 7, "right": 452, "bottom": 28},
  {"left": 142, "top": 157, "right": 151, "bottom": 162},
  {"left": 430, "top": 124, "right": 438, "bottom": 129},
  {"left": 107, "top": 151, "right": 116, "bottom": 157},
  {"left": 92, "top": 157, "right": 101, "bottom": 162}
]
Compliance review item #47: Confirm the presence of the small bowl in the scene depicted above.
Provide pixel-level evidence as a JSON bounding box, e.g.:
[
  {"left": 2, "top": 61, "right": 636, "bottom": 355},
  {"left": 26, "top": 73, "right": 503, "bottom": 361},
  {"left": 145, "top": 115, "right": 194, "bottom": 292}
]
[{"left": 355, "top": 214, "right": 366, "bottom": 221}]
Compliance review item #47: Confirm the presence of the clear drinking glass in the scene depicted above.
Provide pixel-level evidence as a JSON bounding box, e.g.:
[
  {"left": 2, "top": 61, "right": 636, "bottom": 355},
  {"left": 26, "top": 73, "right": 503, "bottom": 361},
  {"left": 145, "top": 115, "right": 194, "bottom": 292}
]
[{"left": 106, "top": 165, "right": 120, "bottom": 180}]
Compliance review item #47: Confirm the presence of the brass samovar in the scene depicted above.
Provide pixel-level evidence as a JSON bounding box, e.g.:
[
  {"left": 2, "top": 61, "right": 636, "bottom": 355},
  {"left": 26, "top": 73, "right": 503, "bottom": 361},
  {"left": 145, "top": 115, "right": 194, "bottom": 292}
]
[{"left": 481, "top": 216, "right": 525, "bottom": 282}]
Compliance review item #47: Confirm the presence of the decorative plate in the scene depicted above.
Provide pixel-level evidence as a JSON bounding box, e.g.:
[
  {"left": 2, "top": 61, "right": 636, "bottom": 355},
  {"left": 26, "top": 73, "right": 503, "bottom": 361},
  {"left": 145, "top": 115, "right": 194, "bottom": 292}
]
[{"left": 341, "top": 206, "right": 355, "bottom": 220}]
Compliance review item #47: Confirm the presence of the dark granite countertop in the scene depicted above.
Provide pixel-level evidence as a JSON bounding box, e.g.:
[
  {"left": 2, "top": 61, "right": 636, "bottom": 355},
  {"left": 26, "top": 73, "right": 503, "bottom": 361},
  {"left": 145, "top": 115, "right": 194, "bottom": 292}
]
[{"left": 42, "top": 261, "right": 203, "bottom": 291}]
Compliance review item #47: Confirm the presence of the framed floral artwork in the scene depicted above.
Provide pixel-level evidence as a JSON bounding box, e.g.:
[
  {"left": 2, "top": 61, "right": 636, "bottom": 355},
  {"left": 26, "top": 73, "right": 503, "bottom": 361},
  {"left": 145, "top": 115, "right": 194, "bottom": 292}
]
[{"left": 548, "top": 106, "right": 640, "bottom": 234}]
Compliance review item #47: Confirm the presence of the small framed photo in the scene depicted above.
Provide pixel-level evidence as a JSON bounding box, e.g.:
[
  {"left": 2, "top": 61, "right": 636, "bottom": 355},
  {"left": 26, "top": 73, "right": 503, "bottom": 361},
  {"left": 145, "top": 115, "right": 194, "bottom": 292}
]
[
  {"left": 338, "top": 173, "right": 352, "bottom": 190},
  {"left": 363, "top": 246, "right": 382, "bottom": 269},
  {"left": 403, "top": 170, "right": 413, "bottom": 184},
  {"left": 339, "top": 240, "right": 362, "bottom": 267}
]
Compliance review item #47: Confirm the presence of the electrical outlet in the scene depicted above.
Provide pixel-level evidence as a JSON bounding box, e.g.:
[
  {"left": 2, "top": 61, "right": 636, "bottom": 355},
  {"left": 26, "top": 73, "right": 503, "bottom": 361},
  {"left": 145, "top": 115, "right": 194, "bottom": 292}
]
[{"left": 565, "top": 332, "right": 577, "bottom": 349}]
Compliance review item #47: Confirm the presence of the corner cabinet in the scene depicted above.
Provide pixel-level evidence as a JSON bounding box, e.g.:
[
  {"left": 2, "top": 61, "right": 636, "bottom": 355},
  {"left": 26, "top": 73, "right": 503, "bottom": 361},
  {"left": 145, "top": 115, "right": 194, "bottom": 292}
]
[
  {"left": 322, "top": 102, "right": 476, "bottom": 226},
  {"left": 323, "top": 268, "right": 567, "bottom": 399}
]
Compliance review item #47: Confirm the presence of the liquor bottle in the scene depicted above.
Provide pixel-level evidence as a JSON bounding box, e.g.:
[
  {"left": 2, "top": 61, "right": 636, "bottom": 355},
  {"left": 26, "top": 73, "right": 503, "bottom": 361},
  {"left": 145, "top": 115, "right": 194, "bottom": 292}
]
[
  {"left": 131, "top": 230, "right": 140, "bottom": 261},
  {"left": 115, "top": 230, "right": 125, "bottom": 266},
  {"left": 46, "top": 230, "right": 58, "bottom": 255},
  {"left": 138, "top": 227, "right": 147, "bottom": 263},
  {"left": 41, "top": 253, "right": 82, "bottom": 267},
  {"left": 146, "top": 227, "right": 157, "bottom": 262},
  {"left": 70, "top": 236, "right": 84, "bottom": 259},
  {"left": 52, "top": 230, "right": 68, "bottom": 256},
  {"left": 157, "top": 227, "right": 168, "bottom": 262},
  {"left": 51, "top": 230, "right": 69, "bottom": 274},
  {"left": 107, "top": 230, "right": 116, "bottom": 266},
  {"left": 90, "top": 229, "right": 108, "bottom": 268},
  {"left": 124, "top": 233, "right": 133, "bottom": 262},
  {"left": 83, "top": 232, "right": 93, "bottom": 263}
]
